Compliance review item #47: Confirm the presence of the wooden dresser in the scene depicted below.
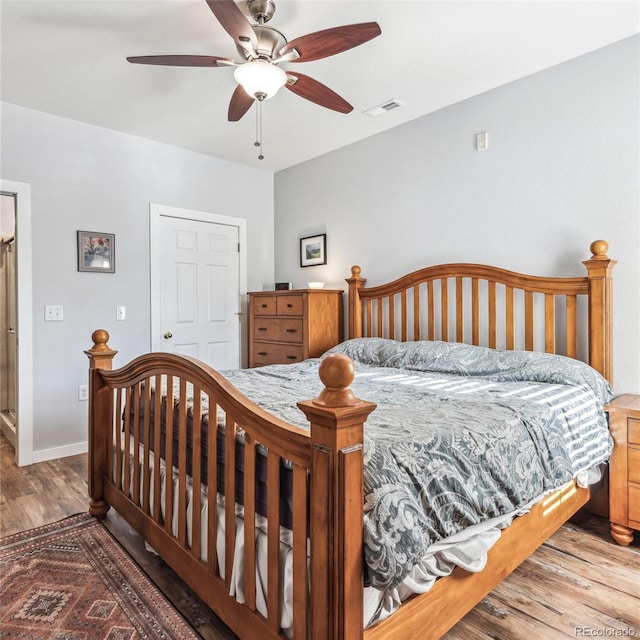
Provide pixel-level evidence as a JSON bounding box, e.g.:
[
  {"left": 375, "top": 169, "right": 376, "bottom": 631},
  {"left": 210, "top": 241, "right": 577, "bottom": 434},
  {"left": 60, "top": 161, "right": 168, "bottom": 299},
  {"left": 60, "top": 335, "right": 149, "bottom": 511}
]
[
  {"left": 248, "top": 289, "right": 343, "bottom": 367},
  {"left": 607, "top": 394, "right": 640, "bottom": 545}
]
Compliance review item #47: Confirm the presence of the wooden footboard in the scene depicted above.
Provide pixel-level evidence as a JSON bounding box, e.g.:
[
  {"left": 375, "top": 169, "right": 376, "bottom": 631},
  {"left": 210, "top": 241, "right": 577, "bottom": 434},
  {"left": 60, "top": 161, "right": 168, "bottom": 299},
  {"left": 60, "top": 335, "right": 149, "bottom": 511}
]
[{"left": 86, "top": 329, "right": 374, "bottom": 640}]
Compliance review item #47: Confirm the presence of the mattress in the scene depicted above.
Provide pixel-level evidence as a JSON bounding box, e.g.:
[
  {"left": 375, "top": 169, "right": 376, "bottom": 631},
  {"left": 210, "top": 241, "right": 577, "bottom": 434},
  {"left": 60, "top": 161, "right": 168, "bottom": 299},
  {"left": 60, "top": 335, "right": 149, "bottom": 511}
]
[{"left": 131, "top": 397, "right": 294, "bottom": 528}]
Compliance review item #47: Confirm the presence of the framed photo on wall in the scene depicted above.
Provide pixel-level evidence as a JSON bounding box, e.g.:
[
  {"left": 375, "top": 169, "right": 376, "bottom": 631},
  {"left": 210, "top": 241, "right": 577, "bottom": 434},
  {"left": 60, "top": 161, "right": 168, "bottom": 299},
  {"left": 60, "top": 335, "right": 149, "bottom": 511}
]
[
  {"left": 300, "top": 233, "right": 327, "bottom": 268},
  {"left": 77, "top": 230, "right": 115, "bottom": 273}
]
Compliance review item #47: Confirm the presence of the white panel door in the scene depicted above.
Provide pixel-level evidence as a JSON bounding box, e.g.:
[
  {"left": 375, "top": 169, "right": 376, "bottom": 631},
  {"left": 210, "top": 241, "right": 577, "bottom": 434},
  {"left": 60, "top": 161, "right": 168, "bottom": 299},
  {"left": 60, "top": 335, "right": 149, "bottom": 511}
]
[{"left": 158, "top": 215, "right": 240, "bottom": 370}]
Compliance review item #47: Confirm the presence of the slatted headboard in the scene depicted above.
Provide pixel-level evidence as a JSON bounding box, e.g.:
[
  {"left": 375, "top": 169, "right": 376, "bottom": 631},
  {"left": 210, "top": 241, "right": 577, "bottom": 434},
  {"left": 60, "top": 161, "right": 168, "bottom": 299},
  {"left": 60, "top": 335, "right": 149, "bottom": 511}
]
[{"left": 346, "top": 240, "right": 615, "bottom": 384}]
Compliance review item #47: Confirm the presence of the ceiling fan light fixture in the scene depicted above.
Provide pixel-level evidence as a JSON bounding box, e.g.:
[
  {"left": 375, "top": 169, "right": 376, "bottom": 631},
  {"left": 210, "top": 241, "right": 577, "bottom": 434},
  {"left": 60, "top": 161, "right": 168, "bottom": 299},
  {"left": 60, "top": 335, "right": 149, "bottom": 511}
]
[{"left": 234, "top": 60, "right": 287, "bottom": 100}]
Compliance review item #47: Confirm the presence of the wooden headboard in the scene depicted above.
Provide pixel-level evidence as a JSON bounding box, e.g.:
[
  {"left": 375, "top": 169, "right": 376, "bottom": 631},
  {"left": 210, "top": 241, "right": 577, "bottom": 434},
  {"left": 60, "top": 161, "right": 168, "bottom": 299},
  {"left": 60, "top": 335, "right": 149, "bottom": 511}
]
[{"left": 346, "top": 240, "right": 615, "bottom": 384}]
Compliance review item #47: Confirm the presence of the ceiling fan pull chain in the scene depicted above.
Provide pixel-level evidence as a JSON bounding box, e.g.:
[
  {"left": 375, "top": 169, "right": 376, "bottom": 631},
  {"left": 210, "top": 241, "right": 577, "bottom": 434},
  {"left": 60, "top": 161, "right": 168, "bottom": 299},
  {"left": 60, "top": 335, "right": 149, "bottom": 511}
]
[
  {"left": 255, "top": 99, "right": 264, "bottom": 160},
  {"left": 254, "top": 99, "right": 260, "bottom": 148}
]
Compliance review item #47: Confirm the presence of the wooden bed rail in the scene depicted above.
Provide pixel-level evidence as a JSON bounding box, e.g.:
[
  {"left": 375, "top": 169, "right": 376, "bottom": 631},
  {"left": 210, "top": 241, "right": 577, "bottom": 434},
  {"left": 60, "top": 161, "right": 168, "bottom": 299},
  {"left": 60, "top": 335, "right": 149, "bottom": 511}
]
[
  {"left": 86, "top": 330, "right": 375, "bottom": 640},
  {"left": 347, "top": 240, "right": 615, "bottom": 384}
]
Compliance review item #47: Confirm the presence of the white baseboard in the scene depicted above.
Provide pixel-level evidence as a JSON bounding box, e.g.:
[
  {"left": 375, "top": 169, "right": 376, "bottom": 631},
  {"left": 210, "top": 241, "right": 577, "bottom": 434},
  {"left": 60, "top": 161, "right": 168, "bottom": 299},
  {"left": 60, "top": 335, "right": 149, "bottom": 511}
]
[{"left": 32, "top": 441, "right": 88, "bottom": 463}]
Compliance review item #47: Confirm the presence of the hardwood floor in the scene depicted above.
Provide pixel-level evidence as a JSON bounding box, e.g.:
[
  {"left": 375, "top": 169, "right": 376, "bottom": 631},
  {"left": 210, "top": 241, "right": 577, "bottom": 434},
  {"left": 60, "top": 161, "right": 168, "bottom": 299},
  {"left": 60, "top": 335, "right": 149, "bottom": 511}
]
[{"left": 1, "top": 434, "right": 639, "bottom": 639}]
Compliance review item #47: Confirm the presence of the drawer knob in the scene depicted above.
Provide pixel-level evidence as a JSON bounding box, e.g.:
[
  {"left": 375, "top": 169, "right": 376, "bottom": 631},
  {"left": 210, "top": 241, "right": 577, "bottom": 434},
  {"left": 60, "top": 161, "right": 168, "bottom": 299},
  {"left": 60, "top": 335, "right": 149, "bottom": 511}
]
[
  {"left": 285, "top": 329, "right": 297, "bottom": 333},
  {"left": 258, "top": 351, "right": 268, "bottom": 356},
  {"left": 258, "top": 327, "right": 267, "bottom": 331},
  {"left": 287, "top": 303, "right": 293, "bottom": 308},
  {"left": 286, "top": 355, "right": 297, "bottom": 360},
  {"left": 261, "top": 303, "right": 268, "bottom": 308}
]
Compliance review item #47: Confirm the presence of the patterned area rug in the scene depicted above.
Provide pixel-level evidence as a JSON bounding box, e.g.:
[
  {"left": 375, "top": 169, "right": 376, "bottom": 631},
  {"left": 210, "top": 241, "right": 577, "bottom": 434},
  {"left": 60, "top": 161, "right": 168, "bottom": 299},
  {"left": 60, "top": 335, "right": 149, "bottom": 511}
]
[{"left": 0, "top": 512, "right": 201, "bottom": 639}]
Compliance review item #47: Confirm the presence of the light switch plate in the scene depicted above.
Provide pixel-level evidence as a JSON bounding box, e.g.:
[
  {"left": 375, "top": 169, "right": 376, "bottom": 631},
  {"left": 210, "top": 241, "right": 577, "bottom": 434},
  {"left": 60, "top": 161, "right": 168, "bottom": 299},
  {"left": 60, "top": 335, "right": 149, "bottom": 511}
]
[
  {"left": 475, "top": 132, "right": 488, "bottom": 151},
  {"left": 45, "top": 305, "right": 63, "bottom": 321}
]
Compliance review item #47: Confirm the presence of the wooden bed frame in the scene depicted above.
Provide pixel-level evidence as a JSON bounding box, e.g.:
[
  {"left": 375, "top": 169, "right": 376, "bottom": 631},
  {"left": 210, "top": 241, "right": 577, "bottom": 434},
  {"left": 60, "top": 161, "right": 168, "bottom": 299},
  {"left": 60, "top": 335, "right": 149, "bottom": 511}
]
[{"left": 86, "top": 240, "right": 615, "bottom": 640}]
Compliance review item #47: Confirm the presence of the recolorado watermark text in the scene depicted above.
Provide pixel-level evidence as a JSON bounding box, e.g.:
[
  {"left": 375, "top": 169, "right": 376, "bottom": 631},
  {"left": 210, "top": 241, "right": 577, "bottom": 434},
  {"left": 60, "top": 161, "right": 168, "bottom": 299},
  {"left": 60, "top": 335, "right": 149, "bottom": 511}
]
[{"left": 575, "top": 628, "right": 637, "bottom": 637}]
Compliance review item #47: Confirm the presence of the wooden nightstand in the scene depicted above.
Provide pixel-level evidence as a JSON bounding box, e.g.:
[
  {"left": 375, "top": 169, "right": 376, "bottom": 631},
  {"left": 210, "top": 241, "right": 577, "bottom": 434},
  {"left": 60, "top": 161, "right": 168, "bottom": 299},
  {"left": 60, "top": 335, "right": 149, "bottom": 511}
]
[
  {"left": 606, "top": 394, "right": 640, "bottom": 545},
  {"left": 248, "top": 289, "right": 343, "bottom": 367}
]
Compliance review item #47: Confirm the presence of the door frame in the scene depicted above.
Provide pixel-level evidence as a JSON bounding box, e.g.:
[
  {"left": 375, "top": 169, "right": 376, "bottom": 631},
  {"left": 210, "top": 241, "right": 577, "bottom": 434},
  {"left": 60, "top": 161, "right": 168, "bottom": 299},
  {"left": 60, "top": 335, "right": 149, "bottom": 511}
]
[
  {"left": 149, "top": 203, "right": 248, "bottom": 366},
  {"left": 1, "top": 179, "right": 34, "bottom": 466}
]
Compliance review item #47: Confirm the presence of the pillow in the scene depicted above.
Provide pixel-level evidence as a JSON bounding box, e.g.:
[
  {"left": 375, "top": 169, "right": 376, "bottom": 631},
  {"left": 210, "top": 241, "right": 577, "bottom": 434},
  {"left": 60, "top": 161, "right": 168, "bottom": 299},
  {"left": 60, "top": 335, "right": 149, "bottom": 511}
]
[
  {"left": 325, "top": 338, "right": 402, "bottom": 367},
  {"left": 393, "top": 340, "right": 614, "bottom": 405},
  {"left": 330, "top": 339, "right": 613, "bottom": 405}
]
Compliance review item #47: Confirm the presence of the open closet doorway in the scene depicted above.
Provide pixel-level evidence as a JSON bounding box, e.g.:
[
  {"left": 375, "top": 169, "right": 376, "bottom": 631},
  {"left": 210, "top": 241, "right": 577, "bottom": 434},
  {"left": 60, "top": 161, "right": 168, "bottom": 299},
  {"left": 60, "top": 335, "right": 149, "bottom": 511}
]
[
  {"left": 0, "top": 194, "right": 17, "bottom": 447},
  {"left": 0, "top": 180, "right": 33, "bottom": 466}
]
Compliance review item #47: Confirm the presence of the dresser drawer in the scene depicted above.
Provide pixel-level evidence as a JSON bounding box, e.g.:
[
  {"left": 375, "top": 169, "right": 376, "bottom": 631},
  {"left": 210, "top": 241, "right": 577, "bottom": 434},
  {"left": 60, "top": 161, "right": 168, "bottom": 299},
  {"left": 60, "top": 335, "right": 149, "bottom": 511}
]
[
  {"left": 252, "top": 342, "right": 303, "bottom": 366},
  {"left": 253, "top": 318, "right": 303, "bottom": 343},
  {"left": 629, "top": 446, "right": 640, "bottom": 485},
  {"left": 629, "top": 484, "right": 640, "bottom": 523},
  {"left": 629, "top": 419, "right": 640, "bottom": 445},
  {"left": 276, "top": 295, "right": 304, "bottom": 316},
  {"left": 252, "top": 296, "right": 277, "bottom": 316}
]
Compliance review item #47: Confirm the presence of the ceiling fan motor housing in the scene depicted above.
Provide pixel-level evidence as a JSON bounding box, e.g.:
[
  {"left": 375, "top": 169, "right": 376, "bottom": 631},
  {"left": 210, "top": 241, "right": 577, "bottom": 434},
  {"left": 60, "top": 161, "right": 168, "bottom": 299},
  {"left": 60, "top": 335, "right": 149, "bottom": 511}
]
[
  {"left": 246, "top": 0, "right": 277, "bottom": 24},
  {"left": 236, "top": 25, "right": 287, "bottom": 61}
]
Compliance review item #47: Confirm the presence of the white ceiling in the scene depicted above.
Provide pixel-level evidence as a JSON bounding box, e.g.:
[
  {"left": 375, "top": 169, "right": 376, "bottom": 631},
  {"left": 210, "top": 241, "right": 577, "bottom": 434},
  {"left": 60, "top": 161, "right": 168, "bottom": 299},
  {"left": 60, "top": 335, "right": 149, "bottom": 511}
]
[{"left": 1, "top": 1, "right": 638, "bottom": 172}]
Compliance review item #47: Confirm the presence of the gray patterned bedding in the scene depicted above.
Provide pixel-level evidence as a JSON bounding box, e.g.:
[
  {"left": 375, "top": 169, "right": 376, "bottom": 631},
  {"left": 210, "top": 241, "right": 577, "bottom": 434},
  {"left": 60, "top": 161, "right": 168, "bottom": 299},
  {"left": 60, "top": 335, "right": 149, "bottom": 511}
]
[{"left": 216, "top": 338, "right": 612, "bottom": 590}]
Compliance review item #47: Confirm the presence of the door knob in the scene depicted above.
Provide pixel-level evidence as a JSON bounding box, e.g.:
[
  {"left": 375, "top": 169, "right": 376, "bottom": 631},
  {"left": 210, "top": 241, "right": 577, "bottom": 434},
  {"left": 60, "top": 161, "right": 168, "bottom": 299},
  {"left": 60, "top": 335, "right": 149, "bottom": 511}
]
[{"left": 163, "top": 332, "right": 173, "bottom": 339}]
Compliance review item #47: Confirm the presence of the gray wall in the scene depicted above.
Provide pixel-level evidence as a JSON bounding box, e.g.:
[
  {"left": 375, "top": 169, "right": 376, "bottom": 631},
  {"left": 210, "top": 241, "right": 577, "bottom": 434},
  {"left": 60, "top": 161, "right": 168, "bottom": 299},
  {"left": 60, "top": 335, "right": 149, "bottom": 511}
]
[
  {"left": 274, "top": 36, "right": 640, "bottom": 394},
  {"left": 1, "top": 102, "right": 275, "bottom": 456},
  {"left": 1, "top": 36, "right": 638, "bottom": 460}
]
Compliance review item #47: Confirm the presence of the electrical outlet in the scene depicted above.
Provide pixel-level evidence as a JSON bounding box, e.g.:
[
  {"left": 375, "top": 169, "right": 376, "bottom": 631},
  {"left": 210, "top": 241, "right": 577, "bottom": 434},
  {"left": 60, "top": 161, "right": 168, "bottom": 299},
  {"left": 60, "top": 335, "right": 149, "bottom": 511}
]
[{"left": 78, "top": 385, "right": 88, "bottom": 401}]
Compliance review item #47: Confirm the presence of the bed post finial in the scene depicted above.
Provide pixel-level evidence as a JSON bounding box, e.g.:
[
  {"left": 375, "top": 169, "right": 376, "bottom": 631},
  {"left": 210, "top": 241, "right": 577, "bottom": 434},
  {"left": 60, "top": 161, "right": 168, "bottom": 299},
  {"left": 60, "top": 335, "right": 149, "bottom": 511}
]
[
  {"left": 583, "top": 240, "right": 616, "bottom": 385},
  {"left": 85, "top": 330, "right": 118, "bottom": 519},
  {"left": 312, "top": 353, "right": 360, "bottom": 407},
  {"left": 85, "top": 329, "right": 118, "bottom": 368},
  {"left": 346, "top": 265, "right": 366, "bottom": 339},
  {"left": 91, "top": 329, "right": 109, "bottom": 348},
  {"left": 589, "top": 239, "right": 609, "bottom": 259}
]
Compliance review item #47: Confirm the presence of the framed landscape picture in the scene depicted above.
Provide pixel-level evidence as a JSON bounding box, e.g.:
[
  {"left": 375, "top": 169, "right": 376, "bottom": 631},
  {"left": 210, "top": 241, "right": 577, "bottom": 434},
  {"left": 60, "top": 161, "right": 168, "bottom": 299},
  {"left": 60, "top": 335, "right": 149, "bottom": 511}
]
[
  {"left": 300, "top": 233, "right": 327, "bottom": 268},
  {"left": 77, "top": 230, "right": 115, "bottom": 273}
]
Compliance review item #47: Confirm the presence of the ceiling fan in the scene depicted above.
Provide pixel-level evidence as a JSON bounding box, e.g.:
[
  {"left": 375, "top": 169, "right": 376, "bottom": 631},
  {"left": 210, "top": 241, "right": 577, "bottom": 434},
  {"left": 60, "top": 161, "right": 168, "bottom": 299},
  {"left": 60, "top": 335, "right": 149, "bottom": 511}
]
[{"left": 127, "top": 0, "right": 381, "bottom": 125}]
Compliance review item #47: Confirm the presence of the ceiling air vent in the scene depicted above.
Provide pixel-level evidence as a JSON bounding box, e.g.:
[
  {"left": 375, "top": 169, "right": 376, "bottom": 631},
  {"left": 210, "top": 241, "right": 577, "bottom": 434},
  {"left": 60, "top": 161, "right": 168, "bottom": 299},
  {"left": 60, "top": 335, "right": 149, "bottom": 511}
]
[{"left": 363, "top": 99, "right": 405, "bottom": 117}]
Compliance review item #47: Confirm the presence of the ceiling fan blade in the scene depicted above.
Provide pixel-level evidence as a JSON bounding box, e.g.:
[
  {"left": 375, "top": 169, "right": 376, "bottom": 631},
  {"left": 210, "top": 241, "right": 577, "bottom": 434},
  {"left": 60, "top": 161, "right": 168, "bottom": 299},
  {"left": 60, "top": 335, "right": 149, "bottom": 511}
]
[
  {"left": 206, "top": 0, "right": 257, "bottom": 53},
  {"left": 228, "top": 85, "right": 255, "bottom": 121},
  {"left": 279, "top": 22, "right": 381, "bottom": 63},
  {"left": 285, "top": 72, "right": 352, "bottom": 114},
  {"left": 127, "top": 55, "right": 234, "bottom": 67}
]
